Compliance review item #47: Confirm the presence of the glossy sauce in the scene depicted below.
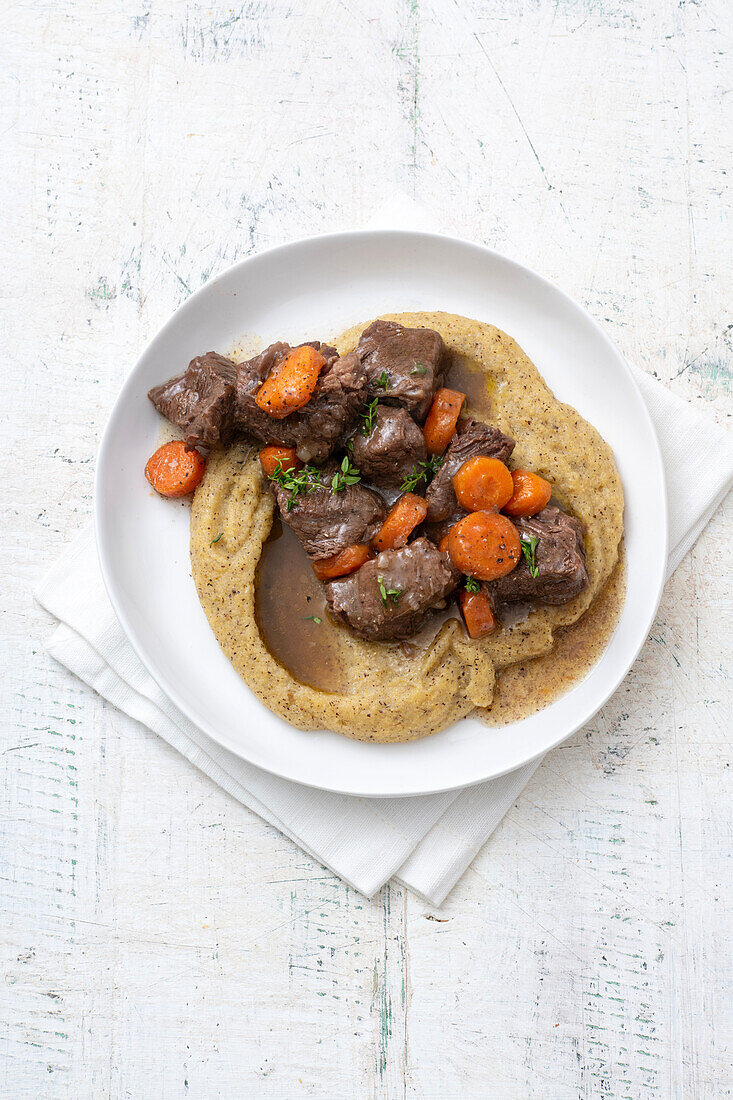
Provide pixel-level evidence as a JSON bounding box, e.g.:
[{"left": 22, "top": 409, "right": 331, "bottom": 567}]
[
  {"left": 445, "top": 351, "right": 495, "bottom": 416},
  {"left": 255, "top": 517, "right": 347, "bottom": 693}
]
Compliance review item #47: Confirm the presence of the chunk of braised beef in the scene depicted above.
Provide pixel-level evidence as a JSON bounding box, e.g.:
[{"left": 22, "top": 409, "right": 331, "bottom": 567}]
[
  {"left": 324, "top": 537, "right": 460, "bottom": 641},
  {"left": 148, "top": 351, "right": 238, "bottom": 449},
  {"left": 235, "top": 344, "right": 366, "bottom": 463},
  {"left": 424, "top": 417, "right": 515, "bottom": 522},
  {"left": 349, "top": 405, "right": 428, "bottom": 488},
  {"left": 271, "top": 462, "right": 387, "bottom": 560},
  {"left": 489, "top": 505, "right": 589, "bottom": 606},
  {"left": 357, "top": 320, "right": 446, "bottom": 422}
]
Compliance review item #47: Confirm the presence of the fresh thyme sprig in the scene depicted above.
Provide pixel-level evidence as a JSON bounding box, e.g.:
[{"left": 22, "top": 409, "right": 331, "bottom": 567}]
[
  {"left": 331, "top": 455, "right": 361, "bottom": 493},
  {"left": 377, "top": 575, "right": 402, "bottom": 606},
  {"left": 464, "top": 575, "right": 480, "bottom": 593},
  {"left": 520, "top": 535, "right": 540, "bottom": 578},
  {"left": 374, "top": 370, "right": 389, "bottom": 392},
  {"left": 399, "top": 455, "right": 443, "bottom": 493},
  {"left": 359, "top": 397, "right": 379, "bottom": 436},
  {"left": 268, "top": 461, "right": 324, "bottom": 512}
]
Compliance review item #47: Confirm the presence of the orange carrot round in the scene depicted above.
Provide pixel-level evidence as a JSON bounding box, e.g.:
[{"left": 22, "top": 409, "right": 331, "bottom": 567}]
[
  {"left": 372, "top": 493, "right": 428, "bottom": 552},
  {"left": 438, "top": 532, "right": 451, "bottom": 553},
  {"left": 422, "top": 388, "right": 466, "bottom": 455},
  {"left": 459, "top": 587, "right": 499, "bottom": 639},
  {"left": 255, "top": 345, "right": 326, "bottom": 419},
  {"left": 259, "top": 445, "right": 302, "bottom": 478},
  {"left": 446, "top": 511, "right": 521, "bottom": 581},
  {"left": 503, "top": 468, "right": 552, "bottom": 517},
  {"left": 452, "top": 456, "right": 514, "bottom": 512},
  {"left": 145, "top": 441, "right": 206, "bottom": 498},
  {"left": 312, "top": 544, "right": 372, "bottom": 581}
]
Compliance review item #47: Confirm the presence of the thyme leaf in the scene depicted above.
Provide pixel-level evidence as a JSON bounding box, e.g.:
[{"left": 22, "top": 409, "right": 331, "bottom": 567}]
[
  {"left": 331, "top": 455, "right": 361, "bottom": 492},
  {"left": 268, "top": 461, "right": 324, "bottom": 511},
  {"left": 374, "top": 370, "right": 390, "bottom": 392},
  {"left": 520, "top": 535, "right": 540, "bottom": 578},
  {"left": 210, "top": 532, "right": 223, "bottom": 545},
  {"left": 377, "top": 575, "right": 402, "bottom": 607},
  {"left": 359, "top": 397, "right": 379, "bottom": 436},
  {"left": 410, "top": 361, "right": 428, "bottom": 376},
  {"left": 464, "top": 575, "right": 480, "bottom": 593},
  {"left": 399, "top": 455, "right": 443, "bottom": 493},
  {"left": 303, "top": 615, "right": 322, "bottom": 624}
]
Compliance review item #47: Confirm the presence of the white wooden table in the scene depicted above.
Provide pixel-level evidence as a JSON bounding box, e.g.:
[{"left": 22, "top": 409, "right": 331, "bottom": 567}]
[{"left": 2, "top": 2, "right": 731, "bottom": 1096}]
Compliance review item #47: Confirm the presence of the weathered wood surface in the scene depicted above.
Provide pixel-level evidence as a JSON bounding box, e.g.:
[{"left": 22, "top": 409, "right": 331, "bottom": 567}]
[{"left": 2, "top": 1, "right": 731, "bottom": 1096}]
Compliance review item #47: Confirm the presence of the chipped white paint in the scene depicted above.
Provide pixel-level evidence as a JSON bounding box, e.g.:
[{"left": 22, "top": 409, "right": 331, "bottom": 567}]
[{"left": 1, "top": 0, "right": 731, "bottom": 1096}]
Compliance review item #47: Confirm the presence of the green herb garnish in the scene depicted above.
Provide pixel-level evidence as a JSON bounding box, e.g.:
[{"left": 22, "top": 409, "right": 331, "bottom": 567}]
[
  {"left": 210, "top": 532, "right": 223, "bottom": 545},
  {"left": 520, "top": 536, "right": 540, "bottom": 578},
  {"left": 359, "top": 397, "right": 379, "bottom": 436},
  {"left": 331, "top": 455, "right": 361, "bottom": 492},
  {"left": 268, "top": 461, "right": 324, "bottom": 511},
  {"left": 374, "top": 370, "right": 389, "bottom": 392},
  {"left": 303, "top": 615, "right": 322, "bottom": 624},
  {"left": 400, "top": 455, "right": 443, "bottom": 493},
  {"left": 464, "top": 576, "right": 480, "bottom": 593},
  {"left": 411, "top": 361, "right": 428, "bottom": 376},
  {"left": 377, "top": 575, "right": 402, "bottom": 607}
]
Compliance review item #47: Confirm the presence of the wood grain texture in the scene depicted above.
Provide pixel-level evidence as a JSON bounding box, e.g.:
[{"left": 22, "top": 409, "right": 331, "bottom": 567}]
[{"left": 1, "top": 0, "right": 731, "bottom": 1096}]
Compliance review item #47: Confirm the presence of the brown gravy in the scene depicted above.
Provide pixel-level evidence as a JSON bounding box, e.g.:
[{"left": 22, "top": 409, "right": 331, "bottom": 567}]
[
  {"left": 255, "top": 517, "right": 346, "bottom": 693},
  {"left": 446, "top": 350, "right": 495, "bottom": 416}
]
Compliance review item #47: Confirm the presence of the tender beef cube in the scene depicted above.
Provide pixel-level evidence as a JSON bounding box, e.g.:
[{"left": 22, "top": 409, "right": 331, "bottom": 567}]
[
  {"left": 425, "top": 417, "right": 515, "bottom": 522},
  {"left": 148, "top": 351, "right": 238, "bottom": 449},
  {"left": 272, "top": 464, "right": 387, "bottom": 560},
  {"left": 357, "top": 320, "right": 446, "bottom": 422},
  {"left": 325, "top": 537, "right": 460, "bottom": 641},
  {"left": 350, "top": 405, "right": 427, "bottom": 488},
  {"left": 490, "top": 505, "right": 589, "bottom": 606},
  {"left": 235, "top": 343, "right": 366, "bottom": 463}
]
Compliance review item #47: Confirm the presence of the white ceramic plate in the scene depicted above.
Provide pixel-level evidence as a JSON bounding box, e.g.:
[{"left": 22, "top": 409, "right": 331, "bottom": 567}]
[{"left": 95, "top": 231, "right": 667, "bottom": 797}]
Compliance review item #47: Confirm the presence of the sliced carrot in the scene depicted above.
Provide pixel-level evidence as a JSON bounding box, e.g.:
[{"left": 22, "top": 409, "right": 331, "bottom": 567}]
[
  {"left": 255, "top": 344, "right": 326, "bottom": 419},
  {"left": 259, "top": 445, "right": 302, "bottom": 478},
  {"left": 145, "top": 440, "right": 206, "bottom": 498},
  {"left": 372, "top": 493, "right": 428, "bottom": 552},
  {"left": 422, "top": 388, "right": 466, "bottom": 455},
  {"left": 452, "top": 456, "right": 514, "bottom": 512},
  {"left": 312, "top": 544, "right": 372, "bottom": 581},
  {"left": 438, "top": 532, "right": 451, "bottom": 553},
  {"left": 459, "top": 588, "right": 499, "bottom": 639},
  {"left": 446, "top": 511, "right": 521, "bottom": 581},
  {"left": 503, "top": 468, "right": 552, "bottom": 517}
]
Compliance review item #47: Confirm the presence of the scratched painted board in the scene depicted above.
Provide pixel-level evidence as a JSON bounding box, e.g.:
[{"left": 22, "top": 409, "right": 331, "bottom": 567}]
[{"left": 1, "top": 0, "right": 731, "bottom": 1097}]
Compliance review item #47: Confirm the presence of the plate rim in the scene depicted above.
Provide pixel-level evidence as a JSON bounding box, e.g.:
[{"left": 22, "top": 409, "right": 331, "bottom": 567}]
[{"left": 94, "top": 228, "right": 668, "bottom": 797}]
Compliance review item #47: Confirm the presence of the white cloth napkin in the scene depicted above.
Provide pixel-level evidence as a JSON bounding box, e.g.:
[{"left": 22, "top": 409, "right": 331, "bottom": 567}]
[{"left": 35, "top": 229, "right": 733, "bottom": 907}]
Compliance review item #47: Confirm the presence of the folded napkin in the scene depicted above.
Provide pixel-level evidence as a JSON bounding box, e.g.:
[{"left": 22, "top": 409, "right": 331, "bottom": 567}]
[{"left": 35, "top": 244, "right": 733, "bottom": 908}]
